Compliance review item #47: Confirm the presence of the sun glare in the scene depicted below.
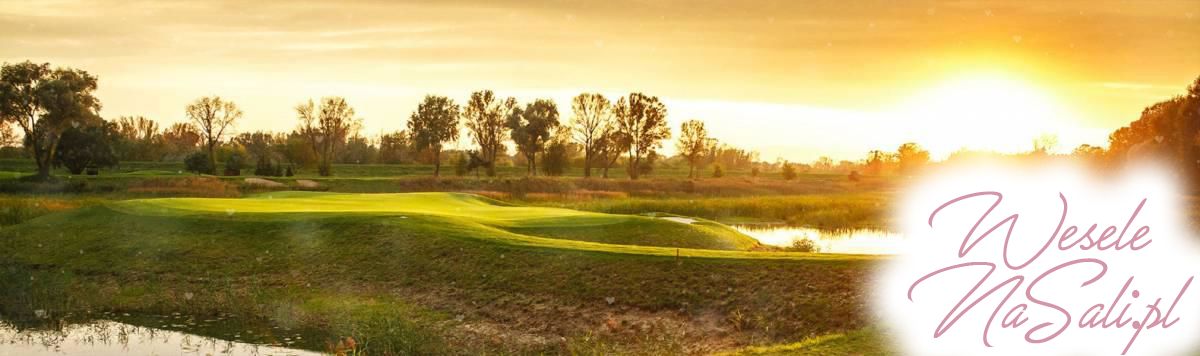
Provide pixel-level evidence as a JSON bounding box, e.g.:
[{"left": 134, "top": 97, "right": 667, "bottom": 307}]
[{"left": 894, "top": 74, "right": 1080, "bottom": 158}]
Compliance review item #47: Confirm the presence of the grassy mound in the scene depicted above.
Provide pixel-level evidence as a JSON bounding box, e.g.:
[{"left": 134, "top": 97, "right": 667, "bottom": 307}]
[
  {"left": 108, "top": 192, "right": 760, "bottom": 251},
  {"left": 0, "top": 192, "right": 878, "bottom": 354}
]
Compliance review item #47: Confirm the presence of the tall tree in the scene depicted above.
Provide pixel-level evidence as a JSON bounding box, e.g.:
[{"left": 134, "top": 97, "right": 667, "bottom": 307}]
[
  {"left": 463, "top": 90, "right": 513, "bottom": 176},
  {"left": 676, "top": 119, "right": 711, "bottom": 179},
  {"left": 596, "top": 129, "right": 627, "bottom": 178},
  {"left": 507, "top": 98, "right": 560, "bottom": 176},
  {"left": 613, "top": 93, "right": 670, "bottom": 180},
  {"left": 408, "top": 95, "right": 460, "bottom": 177},
  {"left": 185, "top": 96, "right": 241, "bottom": 173},
  {"left": 296, "top": 97, "right": 359, "bottom": 176},
  {"left": 0, "top": 61, "right": 101, "bottom": 178},
  {"left": 570, "top": 93, "right": 613, "bottom": 177}
]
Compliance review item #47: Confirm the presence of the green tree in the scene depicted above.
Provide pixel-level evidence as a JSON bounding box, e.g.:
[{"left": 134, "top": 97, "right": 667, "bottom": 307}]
[
  {"left": 0, "top": 61, "right": 101, "bottom": 178},
  {"left": 508, "top": 98, "right": 560, "bottom": 176},
  {"left": 408, "top": 95, "right": 460, "bottom": 177},
  {"left": 184, "top": 151, "right": 213, "bottom": 175},
  {"left": 186, "top": 96, "right": 241, "bottom": 174},
  {"left": 54, "top": 121, "right": 118, "bottom": 175},
  {"left": 613, "top": 93, "right": 670, "bottom": 180},
  {"left": 463, "top": 90, "right": 514, "bottom": 176}
]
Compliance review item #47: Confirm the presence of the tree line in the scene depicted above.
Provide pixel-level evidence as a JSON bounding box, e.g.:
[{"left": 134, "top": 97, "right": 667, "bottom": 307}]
[{"left": 0, "top": 61, "right": 757, "bottom": 179}]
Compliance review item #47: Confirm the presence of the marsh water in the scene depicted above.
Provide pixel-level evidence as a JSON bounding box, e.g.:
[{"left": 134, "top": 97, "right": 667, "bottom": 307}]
[
  {"left": 734, "top": 225, "right": 905, "bottom": 254},
  {"left": 0, "top": 317, "right": 321, "bottom": 356}
]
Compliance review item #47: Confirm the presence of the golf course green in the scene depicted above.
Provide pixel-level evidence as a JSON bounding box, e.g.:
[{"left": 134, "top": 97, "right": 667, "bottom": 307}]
[
  {"left": 0, "top": 192, "right": 879, "bottom": 354},
  {"left": 108, "top": 191, "right": 763, "bottom": 251}
]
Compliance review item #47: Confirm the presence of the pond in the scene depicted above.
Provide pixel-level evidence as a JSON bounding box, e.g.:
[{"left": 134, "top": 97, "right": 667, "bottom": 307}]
[
  {"left": 733, "top": 224, "right": 906, "bottom": 255},
  {"left": 0, "top": 319, "right": 321, "bottom": 355}
]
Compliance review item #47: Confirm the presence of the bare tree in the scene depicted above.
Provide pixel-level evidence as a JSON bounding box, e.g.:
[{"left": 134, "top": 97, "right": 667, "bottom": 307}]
[
  {"left": 185, "top": 96, "right": 241, "bottom": 172},
  {"left": 463, "top": 90, "right": 514, "bottom": 176},
  {"left": 676, "top": 119, "right": 711, "bottom": 179},
  {"left": 408, "top": 95, "right": 460, "bottom": 177},
  {"left": 296, "top": 97, "right": 359, "bottom": 176},
  {"left": 613, "top": 93, "right": 670, "bottom": 180},
  {"left": 570, "top": 93, "right": 613, "bottom": 178}
]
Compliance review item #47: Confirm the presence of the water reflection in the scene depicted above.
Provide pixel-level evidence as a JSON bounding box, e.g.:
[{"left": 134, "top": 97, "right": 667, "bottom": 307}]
[
  {"left": 734, "top": 225, "right": 906, "bottom": 255},
  {"left": 0, "top": 319, "right": 321, "bottom": 355}
]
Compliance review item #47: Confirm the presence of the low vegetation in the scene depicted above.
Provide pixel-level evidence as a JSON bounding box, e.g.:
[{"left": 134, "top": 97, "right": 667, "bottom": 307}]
[{"left": 0, "top": 192, "right": 877, "bottom": 354}]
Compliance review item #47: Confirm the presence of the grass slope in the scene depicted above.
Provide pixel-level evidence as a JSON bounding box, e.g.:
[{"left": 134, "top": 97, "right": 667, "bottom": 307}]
[
  {"left": 108, "top": 191, "right": 761, "bottom": 251},
  {"left": 0, "top": 192, "right": 880, "bottom": 354}
]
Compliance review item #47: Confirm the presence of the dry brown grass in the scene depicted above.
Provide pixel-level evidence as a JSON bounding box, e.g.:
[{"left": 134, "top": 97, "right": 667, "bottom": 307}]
[{"left": 126, "top": 176, "right": 239, "bottom": 197}]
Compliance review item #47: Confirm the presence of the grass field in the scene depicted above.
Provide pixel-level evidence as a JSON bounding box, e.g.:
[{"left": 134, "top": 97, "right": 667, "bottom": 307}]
[{"left": 0, "top": 191, "right": 881, "bottom": 354}]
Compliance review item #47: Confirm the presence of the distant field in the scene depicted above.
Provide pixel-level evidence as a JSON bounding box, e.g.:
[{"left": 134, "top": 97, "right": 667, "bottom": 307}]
[{"left": 0, "top": 192, "right": 879, "bottom": 354}]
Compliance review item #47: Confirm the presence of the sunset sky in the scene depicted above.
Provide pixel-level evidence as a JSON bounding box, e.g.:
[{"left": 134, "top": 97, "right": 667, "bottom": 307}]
[{"left": 2, "top": 0, "right": 1198, "bottom": 161}]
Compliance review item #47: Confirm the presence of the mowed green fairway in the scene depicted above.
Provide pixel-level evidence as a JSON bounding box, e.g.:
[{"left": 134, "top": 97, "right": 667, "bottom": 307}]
[
  {"left": 110, "top": 192, "right": 764, "bottom": 252},
  {"left": 0, "top": 192, "right": 880, "bottom": 354}
]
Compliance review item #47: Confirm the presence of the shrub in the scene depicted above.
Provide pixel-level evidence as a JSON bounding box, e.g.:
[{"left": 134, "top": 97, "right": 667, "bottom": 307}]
[
  {"left": 54, "top": 124, "right": 118, "bottom": 175},
  {"left": 224, "top": 152, "right": 245, "bottom": 176},
  {"left": 750, "top": 167, "right": 760, "bottom": 178},
  {"left": 786, "top": 237, "right": 820, "bottom": 253},
  {"left": 848, "top": 170, "right": 861, "bottom": 182},
  {"left": 712, "top": 164, "right": 724, "bottom": 178},
  {"left": 541, "top": 142, "right": 570, "bottom": 176},
  {"left": 253, "top": 157, "right": 275, "bottom": 176},
  {"left": 184, "top": 151, "right": 214, "bottom": 175},
  {"left": 781, "top": 162, "right": 797, "bottom": 180},
  {"left": 454, "top": 153, "right": 469, "bottom": 177},
  {"left": 126, "top": 176, "right": 238, "bottom": 197}
]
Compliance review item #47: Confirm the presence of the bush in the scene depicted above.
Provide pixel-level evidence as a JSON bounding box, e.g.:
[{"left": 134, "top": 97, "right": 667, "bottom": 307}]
[
  {"left": 848, "top": 170, "right": 861, "bottom": 182},
  {"left": 781, "top": 162, "right": 797, "bottom": 180},
  {"left": 712, "top": 164, "right": 724, "bottom": 178},
  {"left": 750, "top": 167, "right": 760, "bottom": 178},
  {"left": 785, "top": 237, "right": 820, "bottom": 253},
  {"left": 285, "top": 165, "right": 294, "bottom": 177},
  {"left": 126, "top": 176, "right": 238, "bottom": 197},
  {"left": 454, "top": 153, "right": 469, "bottom": 177},
  {"left": 184, "top": 151, "right": 214, "bottom": 175},
  {"left": 541, "top": 142, "right": 570, "bottom": 176},
  {"left": 253, "top": 157, "right": 275, "bottom": 176},
  {"left": 224, "top": 152, "right": 245, "bottom": 176},
  {"left": 54, "top": 124, "right": 118, "bottom": 175}
]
